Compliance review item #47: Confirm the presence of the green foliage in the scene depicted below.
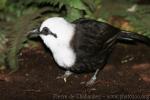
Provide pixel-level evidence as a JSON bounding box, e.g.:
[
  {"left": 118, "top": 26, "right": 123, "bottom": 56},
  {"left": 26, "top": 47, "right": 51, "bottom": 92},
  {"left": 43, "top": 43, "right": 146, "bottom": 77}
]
[
  {"left": 0, "top": 1, "right": 24, "bottom": 21},
  {"left": 0, "top": 0, "right": 7, "bottom": 9},
  {"left": 22, "top": 0, "right": 101, "bottom": 21},
  {"left": 99, "top": 0, "right": 150, "bottom": 37},
  {"left": 0, "top": 31, "right": 7, "bottom": 69},
  {"left": 6, "top": 8, "right": 47, "bottom": 71},
  {"left": 126, "top": 5, "right": 150, "bottom": 37},
  {"left": 1, "top": 0, "right": 102, "bottom": 21}
]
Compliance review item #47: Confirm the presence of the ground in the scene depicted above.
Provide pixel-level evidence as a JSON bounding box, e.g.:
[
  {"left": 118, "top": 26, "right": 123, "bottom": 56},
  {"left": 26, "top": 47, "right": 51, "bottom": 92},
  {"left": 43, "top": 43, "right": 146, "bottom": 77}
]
[{"left": 0, "top": 42, "right": 150, "bottom": 100}]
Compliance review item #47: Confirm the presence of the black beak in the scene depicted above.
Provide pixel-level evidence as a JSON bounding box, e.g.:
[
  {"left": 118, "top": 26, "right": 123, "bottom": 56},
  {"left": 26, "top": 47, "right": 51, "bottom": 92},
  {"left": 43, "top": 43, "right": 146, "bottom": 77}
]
[{"left": 27, "top": 28, "right": 40, "bottom": 38}]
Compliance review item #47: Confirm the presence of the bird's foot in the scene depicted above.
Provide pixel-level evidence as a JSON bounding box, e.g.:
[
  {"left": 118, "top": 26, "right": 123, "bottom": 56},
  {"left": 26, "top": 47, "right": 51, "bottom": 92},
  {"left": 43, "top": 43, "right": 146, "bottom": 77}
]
[
  {"left": 86, "top": 69, "right": 99, "bottom": 86},
  {"left": 86, "top": 75, "right": 96, "bottom": 86},
  {"left": 56, "top": 71, "right": 72, "bottom": 82}
]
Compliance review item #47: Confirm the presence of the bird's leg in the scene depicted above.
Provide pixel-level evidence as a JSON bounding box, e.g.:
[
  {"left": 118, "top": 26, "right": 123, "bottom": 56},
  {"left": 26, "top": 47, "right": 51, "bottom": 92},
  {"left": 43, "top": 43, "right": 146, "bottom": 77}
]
[
  {"left": 56, "top": 70, "right": 72, "bottom": 82},
  {"left": 86, "top": 69, "right": 100, "bottom": 86}
]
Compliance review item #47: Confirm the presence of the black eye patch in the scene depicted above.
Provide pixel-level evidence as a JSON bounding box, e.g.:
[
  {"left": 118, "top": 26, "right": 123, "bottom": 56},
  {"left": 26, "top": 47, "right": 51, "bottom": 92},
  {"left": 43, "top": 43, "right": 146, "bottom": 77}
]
[{"left": 41, "top": 27, "right": 57, "bottom": 38}]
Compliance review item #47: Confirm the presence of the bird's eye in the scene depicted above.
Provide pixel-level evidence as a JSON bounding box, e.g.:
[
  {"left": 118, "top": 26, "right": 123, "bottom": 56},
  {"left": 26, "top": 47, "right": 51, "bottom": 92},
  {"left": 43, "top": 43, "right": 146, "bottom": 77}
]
[
  {"left": 41, "top": 27, "right": 57, "bottom": 38},
  {"left": 42, "top": 27, "right": 49, "bottom": 35}
]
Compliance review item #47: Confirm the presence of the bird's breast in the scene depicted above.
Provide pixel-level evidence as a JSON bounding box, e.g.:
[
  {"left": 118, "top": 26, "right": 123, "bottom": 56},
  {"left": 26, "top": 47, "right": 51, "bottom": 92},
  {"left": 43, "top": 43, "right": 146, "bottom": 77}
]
[{"left": 52, "top": 47, "right": 76, "bottom": 68}]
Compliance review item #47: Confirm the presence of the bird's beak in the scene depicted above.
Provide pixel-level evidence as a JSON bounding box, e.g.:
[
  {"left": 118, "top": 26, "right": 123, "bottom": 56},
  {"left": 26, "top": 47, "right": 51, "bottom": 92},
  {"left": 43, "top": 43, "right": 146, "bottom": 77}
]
[{"left": 27, "top": 28, "right": 40, "bottom": 38}]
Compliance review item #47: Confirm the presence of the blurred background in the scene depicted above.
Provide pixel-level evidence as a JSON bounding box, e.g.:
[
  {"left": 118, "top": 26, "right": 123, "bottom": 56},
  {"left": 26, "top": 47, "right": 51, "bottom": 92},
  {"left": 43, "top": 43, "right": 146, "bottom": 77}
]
[{"left": 0, "top": 0, "right": 150, "bottom": 71}]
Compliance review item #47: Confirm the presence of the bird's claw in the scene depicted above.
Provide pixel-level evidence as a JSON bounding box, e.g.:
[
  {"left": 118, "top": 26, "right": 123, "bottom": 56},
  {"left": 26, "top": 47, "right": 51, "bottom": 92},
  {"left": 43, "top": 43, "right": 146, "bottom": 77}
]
[
  {"left": 86, "top": 69, "right": 99, "bottom": 86},
  {"left": 56, "top": 75, "right": 68, "bottom": 82},
  {"left": 56, "top": 71, "right": 72, "bottom": 83},
  {"left": 86, "top": 78, "right": 96, "bottom": 86}
]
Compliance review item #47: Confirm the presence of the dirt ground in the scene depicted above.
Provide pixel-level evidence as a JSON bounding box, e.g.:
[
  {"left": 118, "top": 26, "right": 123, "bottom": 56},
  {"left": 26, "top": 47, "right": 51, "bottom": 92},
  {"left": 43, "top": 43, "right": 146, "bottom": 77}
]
[{"left": 0, "top": 42, "right": 150, "bottom": 100}]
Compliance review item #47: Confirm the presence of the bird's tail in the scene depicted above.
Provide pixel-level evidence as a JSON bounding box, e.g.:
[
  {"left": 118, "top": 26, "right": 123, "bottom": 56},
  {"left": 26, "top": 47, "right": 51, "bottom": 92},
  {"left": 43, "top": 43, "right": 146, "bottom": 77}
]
[{"left": 118, "top": 31, "right": 150, "bottom": 46}]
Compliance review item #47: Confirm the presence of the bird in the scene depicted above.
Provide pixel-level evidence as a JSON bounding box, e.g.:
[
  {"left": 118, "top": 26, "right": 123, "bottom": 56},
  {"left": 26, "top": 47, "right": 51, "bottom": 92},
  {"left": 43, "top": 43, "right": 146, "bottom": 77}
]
[{"left": 27, "top": 17, "right": 150, "bottom": 86}]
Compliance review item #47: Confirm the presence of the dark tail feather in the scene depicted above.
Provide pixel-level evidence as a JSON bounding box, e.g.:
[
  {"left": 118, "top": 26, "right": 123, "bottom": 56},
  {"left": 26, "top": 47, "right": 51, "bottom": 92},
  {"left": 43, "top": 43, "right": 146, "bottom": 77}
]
[{"left": 118, "top": 31, "right": 150, "bottom": 46}]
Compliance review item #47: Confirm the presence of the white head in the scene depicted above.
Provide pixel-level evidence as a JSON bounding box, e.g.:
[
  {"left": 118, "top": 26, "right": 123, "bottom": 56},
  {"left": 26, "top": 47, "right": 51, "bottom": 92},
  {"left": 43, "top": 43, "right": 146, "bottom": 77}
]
[
  {"left": 38, "top": 17, "right": 76, "bottom": 67},
  {"left": 39, "top": 17, "right": 75, "bottom": 50}
]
